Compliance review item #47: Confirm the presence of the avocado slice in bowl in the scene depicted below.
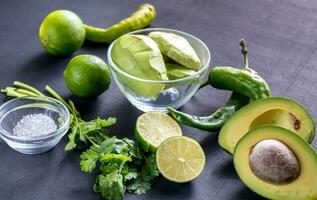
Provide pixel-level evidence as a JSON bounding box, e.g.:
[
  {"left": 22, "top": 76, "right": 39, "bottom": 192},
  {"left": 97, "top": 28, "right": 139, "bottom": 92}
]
[
  {"left": 233, "top": 125, "right": 317, "bottom": 200},
  {"left": 149, "top": 31, "right": 201, "bottom": 71},
  {"left": 165, "top": 63, "right": 197, "bottom": 80},
  {"left": 218, "top": 97, "right": 315, "bottom": 154},
  {"left": 111, "top": 34, "right": 168, "bottom": 99}
]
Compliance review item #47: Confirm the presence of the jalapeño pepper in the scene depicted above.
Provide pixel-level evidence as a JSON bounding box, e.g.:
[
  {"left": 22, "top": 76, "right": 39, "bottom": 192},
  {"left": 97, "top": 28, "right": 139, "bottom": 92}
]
[
  {"left": 168, "top": 92, "right": 249, "bottom": 131},
  {"left": 168, "top": 39, "right": 271, "bottom": 131},
  {"left": 85, "top": 4, "right": 156, "bottom": 43}
]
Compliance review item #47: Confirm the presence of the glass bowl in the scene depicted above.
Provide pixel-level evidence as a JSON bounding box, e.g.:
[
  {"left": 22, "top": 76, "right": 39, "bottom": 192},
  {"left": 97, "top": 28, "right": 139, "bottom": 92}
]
[
  {"left": 107, "top": 28, "right": 211, "bottom": 112},
  {"left": 0, "top": 96, "right": 70, "bottom": 154}
]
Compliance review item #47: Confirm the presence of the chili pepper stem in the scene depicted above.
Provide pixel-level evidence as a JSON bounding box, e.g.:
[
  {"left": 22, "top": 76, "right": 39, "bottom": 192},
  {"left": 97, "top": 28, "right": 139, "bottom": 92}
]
[{"left": 239, "top": 39, "right": 249, "bottom": 69}]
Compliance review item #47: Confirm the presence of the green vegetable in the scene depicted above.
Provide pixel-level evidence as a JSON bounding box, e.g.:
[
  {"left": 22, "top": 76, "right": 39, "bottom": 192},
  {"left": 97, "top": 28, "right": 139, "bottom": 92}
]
[
  {"left": 168, "top": 92, "right": 249, "bottom": 131},
  {"left": 218, "top": 97, "right": 315, "bottom": 154},
  {"left": 168, "top": 39, "right": 270, "bottom": 131},
  {"left": 165, "top": 63, "right": 197, "bottom": 80},
  {"left": 111, "top": 34, "right": 167, "bottom": 98},
  {"left": 1, "top": 81, "right": 159, "bottom": 200},
  {"left": 206, "top": 39, "right": 271, "bottom": 101},
  {"left": 85, "top": 3, "right": 156, "bottom": 43},
  {"left": 149, "top": 31, "right": 201, "bottom": 71},
  {"left": 81, "top": 137, "right": 159, "bottom": 200}
]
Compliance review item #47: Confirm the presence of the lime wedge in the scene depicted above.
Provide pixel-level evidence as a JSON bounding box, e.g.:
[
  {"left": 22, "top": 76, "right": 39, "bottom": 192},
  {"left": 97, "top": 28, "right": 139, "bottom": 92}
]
[
  {"left": 135, "top": 112, "right": 182, "bottom": 152},
  {"left": 156, "top": 136, "right": 205, "bottom": 183}
]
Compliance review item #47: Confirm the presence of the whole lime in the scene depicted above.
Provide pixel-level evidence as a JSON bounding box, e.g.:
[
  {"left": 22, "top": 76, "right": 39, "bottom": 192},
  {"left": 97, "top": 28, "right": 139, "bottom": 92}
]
[
  {"left": 64, "top": 55, "right": 111, "bottom": 97},
  {"left": 39, "top": 10, "right": 85, "bottom": 56}
]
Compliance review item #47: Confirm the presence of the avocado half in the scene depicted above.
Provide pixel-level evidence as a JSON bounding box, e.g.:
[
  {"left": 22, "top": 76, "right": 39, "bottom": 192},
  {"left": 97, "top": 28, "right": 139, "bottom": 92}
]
[
  {"left": 234, "top": 125, "right": 317, "bottom": 200},
  {"left": 218, "top": 97, "right": 315, "bottom": 154}
]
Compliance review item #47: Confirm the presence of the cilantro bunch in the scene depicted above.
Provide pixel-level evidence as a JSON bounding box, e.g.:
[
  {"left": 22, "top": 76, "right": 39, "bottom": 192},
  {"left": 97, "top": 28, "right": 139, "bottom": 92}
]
[
  {"left": 81, "top": 137, "right": 158, "bottom": 199},
  {"left": 2, "top": 81, "right": 159, "bottom": 200}
]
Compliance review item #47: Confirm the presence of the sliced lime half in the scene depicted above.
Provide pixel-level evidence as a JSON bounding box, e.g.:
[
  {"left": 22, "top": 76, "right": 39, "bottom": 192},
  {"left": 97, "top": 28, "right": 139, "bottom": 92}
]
[
  {"left": 156, "top": 136, "right": 205, "bottom": 183},
  {"left": 135, "top": 112, "right": 182, "bottom": 152}
]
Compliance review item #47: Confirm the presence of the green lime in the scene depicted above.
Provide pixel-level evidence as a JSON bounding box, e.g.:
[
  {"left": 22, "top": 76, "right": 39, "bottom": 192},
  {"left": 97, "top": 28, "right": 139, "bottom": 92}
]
[
  {"left": 156, "top": 136, "right": 205, "bottom": 183},
  {"left": 64, "top": 55, "right": 111, "bottom": 97},
  {"left": 135, "top": 112, "right": 182, "bottom": 152},
  {"left": 39, "top": 10, "right": 85, "bottom": 56}
]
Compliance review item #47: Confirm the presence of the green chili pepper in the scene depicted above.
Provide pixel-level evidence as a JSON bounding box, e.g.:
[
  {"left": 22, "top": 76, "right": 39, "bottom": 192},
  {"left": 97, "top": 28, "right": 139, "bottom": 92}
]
[
  {"left": 208, "top": 39, "right": 271, "bottom": 101},
  {"left": 84, "top": 3, "right": 156, "bottom": 43},
  {"left": 168, "top": 39, "right": 270, "bottom": 131},
  {"left": 168, "top": 92, "right": 249, "bottom": 131}
]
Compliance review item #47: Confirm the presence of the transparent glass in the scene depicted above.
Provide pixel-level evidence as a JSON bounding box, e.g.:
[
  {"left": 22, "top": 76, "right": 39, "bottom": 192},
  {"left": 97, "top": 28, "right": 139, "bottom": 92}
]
[
  {"left": 0, "top": 96, "right": 70, "bottom": 154},
  {"left": 107, "top": 28, "right": 211, "bottom": 112}
]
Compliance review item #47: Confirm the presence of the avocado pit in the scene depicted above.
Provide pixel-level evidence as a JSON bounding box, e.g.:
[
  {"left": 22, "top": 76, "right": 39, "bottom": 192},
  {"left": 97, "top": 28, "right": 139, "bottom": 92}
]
[{"left": 249, "top": 139, "right": 300, "bottom": 184}]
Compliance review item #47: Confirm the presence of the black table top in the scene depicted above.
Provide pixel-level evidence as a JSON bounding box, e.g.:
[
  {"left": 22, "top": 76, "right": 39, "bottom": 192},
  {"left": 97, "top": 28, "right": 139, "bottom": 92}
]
[{"left": 1, "top": 0, "right": 317, "bottom": 200}]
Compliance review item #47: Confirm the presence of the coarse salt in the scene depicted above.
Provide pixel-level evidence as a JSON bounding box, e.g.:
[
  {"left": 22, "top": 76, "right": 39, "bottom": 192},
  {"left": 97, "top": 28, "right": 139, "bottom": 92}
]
[{"left": 13, "top": 113, "right": 57, "bottom": 137}]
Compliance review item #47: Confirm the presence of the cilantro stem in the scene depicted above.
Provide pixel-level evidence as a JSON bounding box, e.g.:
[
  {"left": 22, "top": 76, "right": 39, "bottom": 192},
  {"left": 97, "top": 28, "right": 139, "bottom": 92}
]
[
  {"left": 119, "top": 160, "right": 125, "bottom": 171},
  {"left": 1, "top": 87, "right": 39, "bottom": 97},
  {"left": 81, "top": 130, "right": 100, "bottom": 147},
  {"left": 13, "top": 81, "right": 45, "bottom": 96},
  {"left": 45, "top": 85, "right": 73, "bottom": 112},
  {"left": 14, "top": 88, "right": 39, "bottom": 97},
  {"left": 1, "top": 87, "right": 31, "bottom": 98}
]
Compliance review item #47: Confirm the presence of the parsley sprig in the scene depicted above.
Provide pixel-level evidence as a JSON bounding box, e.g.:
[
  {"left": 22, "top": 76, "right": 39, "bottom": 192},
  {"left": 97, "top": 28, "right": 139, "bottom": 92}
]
[{"left": 1, "top": 81, "right": 159, "bottom": 200}]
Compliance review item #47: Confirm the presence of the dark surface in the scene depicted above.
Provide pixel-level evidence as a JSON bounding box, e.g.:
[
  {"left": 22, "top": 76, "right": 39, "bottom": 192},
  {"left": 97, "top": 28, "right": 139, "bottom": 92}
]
[{"left": 0, "top": 0, "right": 316, "bottom": 199}]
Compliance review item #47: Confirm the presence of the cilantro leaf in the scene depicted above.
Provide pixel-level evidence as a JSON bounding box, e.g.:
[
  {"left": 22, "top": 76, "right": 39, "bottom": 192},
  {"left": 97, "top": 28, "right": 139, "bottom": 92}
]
[
  {"left": 97, "top": 137, "right": 118, "bottom": 154},
  {"left": 80, "top": 149, "right": 100, "bottom": 173},
  {"left": 124, "top": 153, "right": 159, "bottom": 195},
  {"left": 94, "top": 171, "right": 125, "bottom": 200},
  {"left": 65, "top": 117, "right": 116, "bottom": 151},
  {"left": 64, "top": 124, "right": 78, "bottom": 151},
  {"left": 100, "top": 153, "right": 132, "bottom": 164},
  {"left": 122, "top": 166, "right": 138, "bottom": 181},
  {"left": 79, "top": 117, "right": 116, "bottom": 134},
  {"left": 126, "top": 179, "right": 151, "bottom": 195},
  {"left": 141, "top": 153, "right": 160, "bottom": 181}
]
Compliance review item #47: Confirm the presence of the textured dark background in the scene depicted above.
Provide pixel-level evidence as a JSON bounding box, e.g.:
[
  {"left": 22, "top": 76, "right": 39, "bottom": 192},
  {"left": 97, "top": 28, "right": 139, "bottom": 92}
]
[{"left": 0, "top": 0, "right": 317, "bottom": 199}]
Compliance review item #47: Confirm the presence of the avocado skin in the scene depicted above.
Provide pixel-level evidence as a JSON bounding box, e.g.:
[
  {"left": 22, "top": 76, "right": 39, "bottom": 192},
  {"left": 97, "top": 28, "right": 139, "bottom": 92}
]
[
  {"left": 218, "top": 96, "right": 315, "bottom": 154},
  {"left": 233, "top": 125, "right": 317, "bottom": 200}
]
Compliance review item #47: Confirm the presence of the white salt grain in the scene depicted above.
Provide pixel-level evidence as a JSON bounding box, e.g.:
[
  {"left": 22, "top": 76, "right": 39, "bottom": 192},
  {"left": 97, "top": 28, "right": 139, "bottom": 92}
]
[{"left": 13, "top": 113, "right": 57, "bottom": 137}]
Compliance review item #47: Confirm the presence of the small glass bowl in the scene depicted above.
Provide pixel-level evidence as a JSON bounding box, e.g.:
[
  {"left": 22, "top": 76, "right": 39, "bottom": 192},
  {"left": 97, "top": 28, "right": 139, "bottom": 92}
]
[
  {"left": 0, "top": 96, "right": 70, "bottom": 154},
  {"left": 107, "top": 28, "right": 211, "bottom": 112}
]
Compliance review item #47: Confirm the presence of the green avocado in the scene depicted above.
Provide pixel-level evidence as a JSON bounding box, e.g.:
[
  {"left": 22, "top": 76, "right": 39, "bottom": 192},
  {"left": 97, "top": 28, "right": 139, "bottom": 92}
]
[
  {"left": 218, "top": 97, "right": 315, "bottom": 154},
  {"left": 149, "top": 31, "right": 201, "bottom": 71},
  {"left": 111, "top": 34, "right": 168, "bottom": 98},
  {"left": 234, "top": 125, "right": 317, "bottom": 200},
  {"left": 165, "top": 63, "right": 196, "bottom": 80}
]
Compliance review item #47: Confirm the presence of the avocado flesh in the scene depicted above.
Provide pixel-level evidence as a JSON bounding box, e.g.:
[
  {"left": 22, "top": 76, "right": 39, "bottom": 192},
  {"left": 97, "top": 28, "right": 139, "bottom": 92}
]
[
  {"left": 111, "top": 34, "right": 167, "bottom": 98},
  {"left": 165, "top": 63, "right": 196, "bottom": 80},
  {"left": 219, "top": 97, "right": 315, "bottom": 154},
  {"left": 149, "top": 31, "right": 201, "bottom": 71},
  {"left": 234, "top": 125, "right": 317, "bottom": 200},
  {"left": 250, "top": 109, "right": 301, "bottom": 133}
]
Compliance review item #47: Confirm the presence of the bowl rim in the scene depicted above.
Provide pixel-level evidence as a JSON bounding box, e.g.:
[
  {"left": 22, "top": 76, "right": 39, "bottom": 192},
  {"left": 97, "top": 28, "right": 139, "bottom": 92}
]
[
  {"left": 0, "top": 96, "right": 70, "bottom": 141},
  {"left": 107, "top": 28, "right": 211, "bottom": 84}
]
